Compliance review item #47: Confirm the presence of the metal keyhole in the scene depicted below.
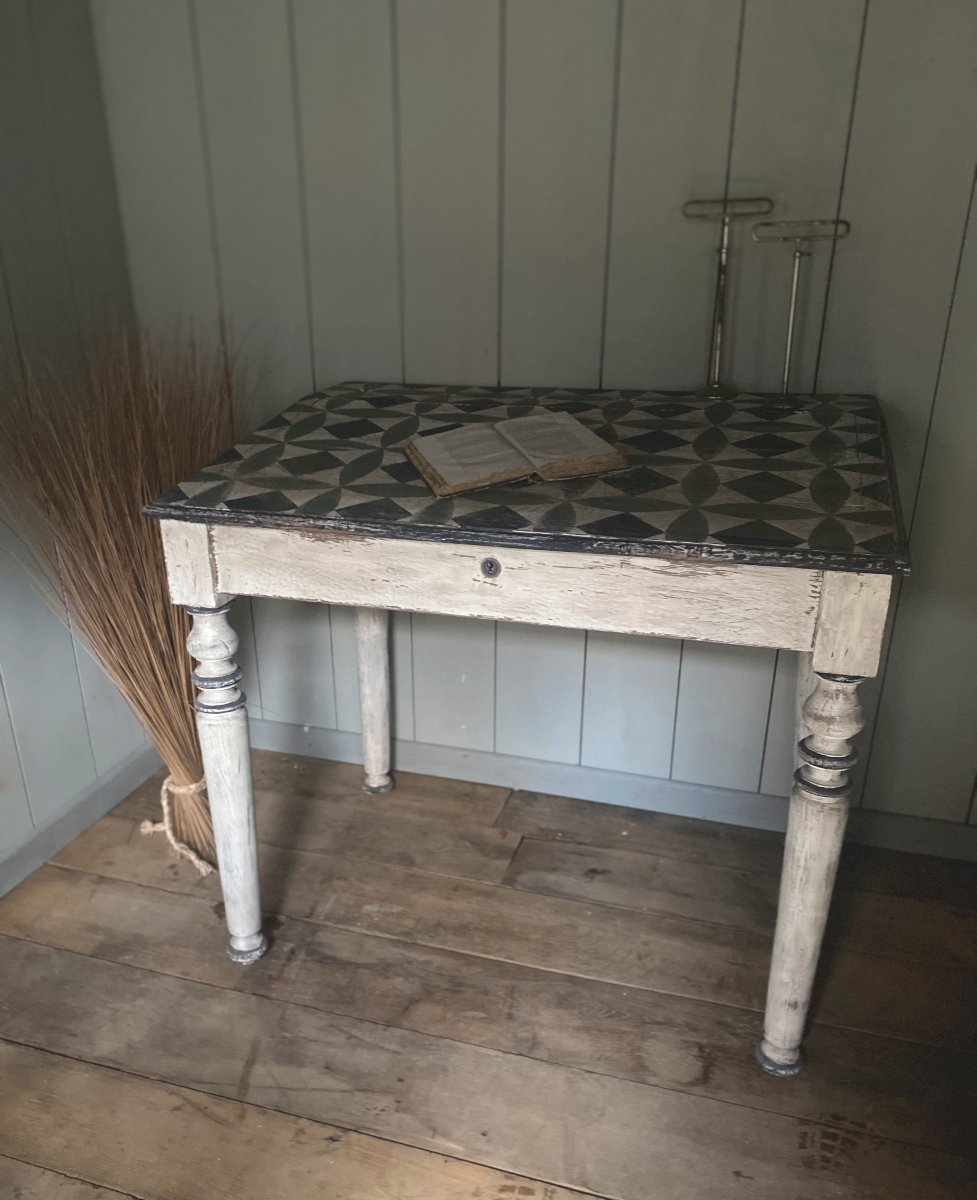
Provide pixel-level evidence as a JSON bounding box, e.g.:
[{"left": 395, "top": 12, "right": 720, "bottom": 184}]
[{"left": 480, "top": 557, "right": 501, "bottom": 579}]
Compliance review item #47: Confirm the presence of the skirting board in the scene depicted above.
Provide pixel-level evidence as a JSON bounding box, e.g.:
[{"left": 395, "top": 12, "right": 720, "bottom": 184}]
[
  {"left": 251, "top": 717, "right": 977, "bottom": 863},
  {"left": 0, "top": 744, "right": 163, "bottom": 898}
]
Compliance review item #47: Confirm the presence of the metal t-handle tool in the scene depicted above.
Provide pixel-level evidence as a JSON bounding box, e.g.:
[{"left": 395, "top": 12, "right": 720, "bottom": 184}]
[
  {"left": 751, "top": 218, "right": 851, "bottom": 395},
  {"left": 683, "top": 195, "right": 774, "bottom": 398}
]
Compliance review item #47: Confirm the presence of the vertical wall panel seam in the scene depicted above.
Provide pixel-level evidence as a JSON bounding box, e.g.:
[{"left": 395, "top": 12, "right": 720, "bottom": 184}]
[
  {"left": 596, "top": 0, "right": 623, "bottom": 391},
  {"left": 406, "top": 614, "right": 417, "bottom": 741},
  {"left": 904, "top": 165, "right": 976, "bottom": 538},
  {"left": 83, "top": 0, "right": 138, "bottom": 321},
  {"left": 0, "top": 237, "right": 48, "bottom": 812},
  {"left": 389, "top": 0, "right": 407, "bottom": 385},
  {"left": 187, "top": 0, "right": 228, "bottom": 332},
  {"left": 327, "top": 606, "right": 341, "bottom": 731},
  {"left": 491, "top": 619, "right": 499, "bottom": 753},
  {"left": 667, "top": 640, "right": 685, "bottom": 780},
  {"left": 25, "top": 0, "right": 88, "bottom": 358},
  {"left": 64, "top": 617, "right": 98, "bottom": 777},
  {"left": 247, "top": 599, "right": 265, "bottom": 717},
  {"left": 0, "top": 659, "right": 33, "bottom": 827},
  {"left": 756, "top": 648, "right": 779, "bottom": 793},
  {"left": 49, "top": 549, "right": 97, "bottom": 784},
  {"left": 576, "top": 629, "right": 589, "bottom": 767},
  {"left": 285, "top": 0, "right": 317, "bottom": 391},
  {"left": 0, "top": 247, "right": 26, "bottom": 385},
  {"left": 720, "top": 0, "right": 747, "bottom": 201},
  {"left": 860, "top": 168, "right": 977, "bottom": 811},
  {"left": 495, "top": 0, "right": 507, "bottom": 388},
  {"left": 812, "top": 0, "right": 870, "bottom": 392}
]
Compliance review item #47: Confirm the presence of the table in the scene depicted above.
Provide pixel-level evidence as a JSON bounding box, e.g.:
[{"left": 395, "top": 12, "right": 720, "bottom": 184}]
[{"left": 148, "top": 381, "right": 908, "bottom": 1076}]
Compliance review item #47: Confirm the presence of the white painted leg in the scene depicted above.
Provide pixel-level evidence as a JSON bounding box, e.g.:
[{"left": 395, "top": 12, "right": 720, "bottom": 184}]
[
  {"left": 757, "top": 671, "right": 863, "bottom": 1076},
  {"left": 355, "top": 606, "right": 393, "bottom": 794},
  {"left": 187, "top": 602, "right": 266, "bottom": 964}
]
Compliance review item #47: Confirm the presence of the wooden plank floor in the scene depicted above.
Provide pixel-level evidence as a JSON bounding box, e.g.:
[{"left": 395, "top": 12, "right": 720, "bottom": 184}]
[{"left": 1, "top": 751, "right": 975, "bottom": 1199}]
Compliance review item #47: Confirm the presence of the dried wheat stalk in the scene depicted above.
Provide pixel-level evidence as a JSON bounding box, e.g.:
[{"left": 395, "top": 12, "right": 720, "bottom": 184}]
[{"left": 0, "top": 334, "right": 239, "bottom": 865}]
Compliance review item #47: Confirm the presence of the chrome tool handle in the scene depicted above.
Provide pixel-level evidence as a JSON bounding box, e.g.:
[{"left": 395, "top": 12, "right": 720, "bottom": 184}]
[
  {"left": 684, "top": 196, "right": 774, "bottom": 396},
  {"left": 751, "top": 218, "right": 851, "bottom": 395}
]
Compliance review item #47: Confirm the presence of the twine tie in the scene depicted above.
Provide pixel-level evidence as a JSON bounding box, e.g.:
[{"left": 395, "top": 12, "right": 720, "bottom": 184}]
[{"left": 140, "top": 775, "right": 215, "bottom": 877}]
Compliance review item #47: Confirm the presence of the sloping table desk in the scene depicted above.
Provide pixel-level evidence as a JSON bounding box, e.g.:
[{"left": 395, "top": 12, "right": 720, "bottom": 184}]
[{"left": 148, "top": 381, "right": 908, "bottom": 1076}]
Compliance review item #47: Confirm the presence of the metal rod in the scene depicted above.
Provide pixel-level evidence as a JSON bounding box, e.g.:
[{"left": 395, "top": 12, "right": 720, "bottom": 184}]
[
  {"left": 684, "top": 196, "right": 773, "bottom": 398},
  {"left": 782, "top": 243, "right": 808, "bottom": 395},
  {"left": 752, "top": 218, "right": 851, "bottom": 396},
  {"left": 708, "top": 215, "right": 730, "bottom": 390}
]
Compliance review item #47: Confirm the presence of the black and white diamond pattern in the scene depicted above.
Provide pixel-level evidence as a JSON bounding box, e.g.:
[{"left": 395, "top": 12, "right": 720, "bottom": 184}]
[{"left": 146, "top": 382, "right": 908, "bottom": 573}]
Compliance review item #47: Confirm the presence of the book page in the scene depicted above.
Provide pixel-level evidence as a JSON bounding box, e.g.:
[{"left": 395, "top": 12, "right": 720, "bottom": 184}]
[
  {"left": 405, "top": 423, "right": 533, "bottom": 495},
  {"left": 497, "top": 411, "right": 626, "bottom": 478}
]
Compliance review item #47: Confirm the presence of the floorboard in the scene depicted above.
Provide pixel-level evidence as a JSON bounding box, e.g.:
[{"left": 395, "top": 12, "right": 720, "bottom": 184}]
[
  {"left": 1, "top": 750, "right": 975, "bottom": 1198},
  {"left": 0, "top": 1042, "right": 593, "bottom": 1200},
  {"left": 499, "top": 788, "right": 786, "bottom": 875},
  {"left": 499, "top": 789, "right": 977, "bottom": 908},
  {"left": 1, "top": 941, "right": 975, "bottom": 1199},
  {"left": 505, "top": 836, "right": 781, "bottom": 930},
  {"left": 0, "top": 1155, "right": 134, "bottom": 1198},
  {"left": 504, "top": 838, "right": 977, "bottom": 967}
]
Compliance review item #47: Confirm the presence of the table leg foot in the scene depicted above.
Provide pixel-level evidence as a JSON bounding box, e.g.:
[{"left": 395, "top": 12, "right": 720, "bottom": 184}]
[
  {"left": 228, "top": 933, "right": 269, "bottom": 965},
  {"left": 755, "top": 1040, "right": 804, "bottom": 1077},
  {"left": 362, "top": 776, "right": 394, "bottom": 795}
]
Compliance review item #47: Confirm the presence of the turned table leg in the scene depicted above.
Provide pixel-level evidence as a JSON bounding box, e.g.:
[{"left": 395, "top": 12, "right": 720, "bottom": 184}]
[
  {"left": 757, "top": 671, "right": 864, "bottom": 1076},
  {"left": 356, "top": 607, "right": 393, "bottom": 794},
  {"left": 187, "top": 602, "right": 267, "bottom": 964}
]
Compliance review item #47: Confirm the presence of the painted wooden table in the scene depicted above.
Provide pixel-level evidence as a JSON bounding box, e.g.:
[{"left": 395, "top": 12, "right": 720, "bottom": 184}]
[{"left": 148, "top": 381, "right": 908, "bottom": 1076}]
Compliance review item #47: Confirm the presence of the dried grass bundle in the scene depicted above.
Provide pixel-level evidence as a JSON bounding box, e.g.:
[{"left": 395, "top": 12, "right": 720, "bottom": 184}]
[{"left": 0, "top": 334, "right": 239, "bottom": 868}]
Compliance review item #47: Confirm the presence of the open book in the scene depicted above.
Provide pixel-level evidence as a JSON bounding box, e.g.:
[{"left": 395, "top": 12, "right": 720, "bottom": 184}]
[{"left": 405, "top": 411, "right": 628, "bottom": 497}]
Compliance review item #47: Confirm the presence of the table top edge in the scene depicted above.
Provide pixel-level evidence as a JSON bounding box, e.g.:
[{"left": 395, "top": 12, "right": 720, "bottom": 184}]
[{"left": 144, "top": 502, "right": 910, "bottom": 576}]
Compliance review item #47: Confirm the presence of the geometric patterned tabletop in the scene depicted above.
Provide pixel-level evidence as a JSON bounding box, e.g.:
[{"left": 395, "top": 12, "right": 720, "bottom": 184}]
[{"left": 147, "top": 381, "right": 908, "bottom": 575}]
